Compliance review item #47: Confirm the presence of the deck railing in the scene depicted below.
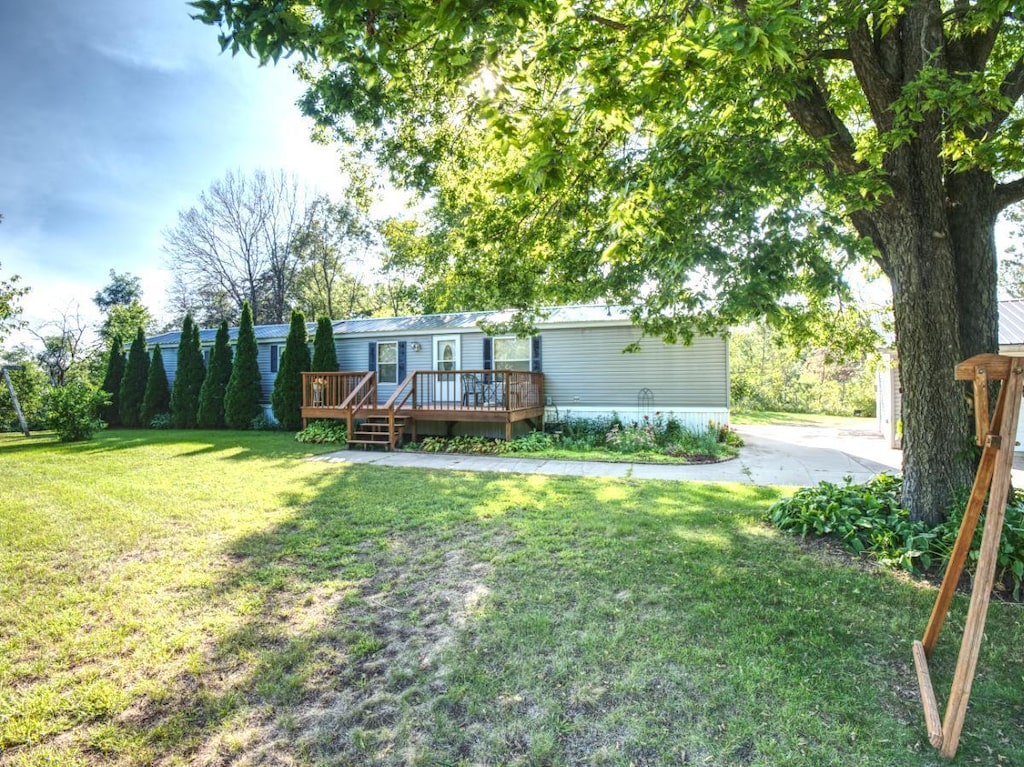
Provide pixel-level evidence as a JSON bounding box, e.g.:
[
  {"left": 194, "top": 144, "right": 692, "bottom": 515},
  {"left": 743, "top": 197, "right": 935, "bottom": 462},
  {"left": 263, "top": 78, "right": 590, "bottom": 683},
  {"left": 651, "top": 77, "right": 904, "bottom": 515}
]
[
  {"left": 405, "top": 369, "right": 544, "bottom": 412},
  {"left": 302, "top": 369, "right": 544, "bottom": 442},
  {"left": 301, "top": 371, "right": 370, "bottom": 410}
]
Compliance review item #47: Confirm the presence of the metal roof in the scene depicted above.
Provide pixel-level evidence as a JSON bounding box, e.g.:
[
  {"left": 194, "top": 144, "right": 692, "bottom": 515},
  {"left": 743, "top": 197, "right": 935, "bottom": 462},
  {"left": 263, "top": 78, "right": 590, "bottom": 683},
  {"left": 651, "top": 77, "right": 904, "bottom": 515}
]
[
  {"left": 1000, "top": 299, "right": 1024, "bottom": 346},
  {"left": 148, "top": 305, "right": 631, "bottom": 346}
]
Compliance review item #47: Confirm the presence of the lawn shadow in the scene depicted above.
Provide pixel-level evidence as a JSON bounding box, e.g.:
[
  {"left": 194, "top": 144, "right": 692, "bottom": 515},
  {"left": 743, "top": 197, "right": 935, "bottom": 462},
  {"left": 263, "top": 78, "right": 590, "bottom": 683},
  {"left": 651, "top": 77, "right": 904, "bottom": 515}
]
[{"left": 107, "top": 463, "right": 1024, "bottom": 766}]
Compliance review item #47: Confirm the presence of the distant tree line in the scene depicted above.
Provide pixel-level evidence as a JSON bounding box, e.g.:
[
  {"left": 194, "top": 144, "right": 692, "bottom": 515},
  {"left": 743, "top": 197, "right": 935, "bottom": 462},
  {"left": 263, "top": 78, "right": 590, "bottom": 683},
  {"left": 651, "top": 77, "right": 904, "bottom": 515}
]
[{"left": 163, "top": 168, "right": 432, "bottom": 328}]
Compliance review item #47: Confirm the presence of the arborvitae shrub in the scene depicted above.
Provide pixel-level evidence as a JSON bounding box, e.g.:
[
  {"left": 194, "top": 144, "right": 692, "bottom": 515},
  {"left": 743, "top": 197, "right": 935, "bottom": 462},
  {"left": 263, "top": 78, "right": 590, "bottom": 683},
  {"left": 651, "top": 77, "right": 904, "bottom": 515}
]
[
  {"left": 224, "top": 302, "right": 263, "bottom": 429},
  {"left": 119, "top": 328, "right": 150, "bottom": 428},
  {"left": 141, "top": 344, "right": 171, "bottom": 425},
  {"left": 197, "top": 320, "right": 233, "bottom": 428},
  {"left": 99, "top": 337, "right": 125, "bottom": 427},
  {"left": 171, "top": 314, "right": 205, "bottom": 428},
  {"left": 312, "top": 316, "right": 339, "bottom": 372},
  {"left": 271, "top": 309, "right": 311, "bottom": 431}
]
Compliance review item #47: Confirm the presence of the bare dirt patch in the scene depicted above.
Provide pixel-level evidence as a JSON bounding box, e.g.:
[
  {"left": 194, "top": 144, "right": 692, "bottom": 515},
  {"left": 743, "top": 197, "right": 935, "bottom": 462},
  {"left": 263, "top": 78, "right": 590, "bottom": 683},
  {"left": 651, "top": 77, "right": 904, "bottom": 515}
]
[{"left": 180, "top": 525, "right": 508, "bottom": 766}]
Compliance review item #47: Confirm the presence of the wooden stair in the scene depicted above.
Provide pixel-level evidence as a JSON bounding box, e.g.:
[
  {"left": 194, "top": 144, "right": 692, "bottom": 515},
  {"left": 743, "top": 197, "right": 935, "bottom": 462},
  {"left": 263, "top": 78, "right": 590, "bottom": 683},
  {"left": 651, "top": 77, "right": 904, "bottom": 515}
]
[{"left": 348, "top": 414, "right": 411, "bottom": 450}]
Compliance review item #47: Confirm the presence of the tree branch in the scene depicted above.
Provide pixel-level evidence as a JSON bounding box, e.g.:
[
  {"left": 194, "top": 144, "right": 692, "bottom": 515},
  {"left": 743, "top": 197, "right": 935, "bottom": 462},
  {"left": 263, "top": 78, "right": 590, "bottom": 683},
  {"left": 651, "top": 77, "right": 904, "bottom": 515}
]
[
  {"left": 784, "top": 77, "right": 866, "bottom": 177},
  {"left": 994, "top": 176, "right": 1024, "bottom": 212},
  {"left": 981, "top": 53, "right": 1024, "bottom": 136},
  {"left": 809, "top": 48, "right": 853, "bottom": 61},
  {"left": 580, "top": 12, "right": 628, "bottom": 32},
  {"left": 846, "top": 18, "right": 899, "bottom": 132}
]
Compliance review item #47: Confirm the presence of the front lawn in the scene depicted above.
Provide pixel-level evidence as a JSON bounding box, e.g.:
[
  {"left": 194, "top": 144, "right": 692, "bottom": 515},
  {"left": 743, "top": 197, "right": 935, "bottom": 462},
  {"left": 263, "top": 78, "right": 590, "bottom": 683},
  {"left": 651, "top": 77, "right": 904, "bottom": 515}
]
[{"left": 1, "top": 430, "right": 1022, "bottom": 765}]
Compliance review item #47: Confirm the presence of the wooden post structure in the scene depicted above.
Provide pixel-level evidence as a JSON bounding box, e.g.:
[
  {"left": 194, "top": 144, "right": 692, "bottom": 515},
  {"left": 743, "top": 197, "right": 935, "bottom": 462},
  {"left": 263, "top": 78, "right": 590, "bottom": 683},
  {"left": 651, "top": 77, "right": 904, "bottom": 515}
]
[
  {"left": 912, "top": 353, "right": 1024, "bottom": 759},
  {"left": 1, "top": 365, "right": 29, "bottom": 436}
]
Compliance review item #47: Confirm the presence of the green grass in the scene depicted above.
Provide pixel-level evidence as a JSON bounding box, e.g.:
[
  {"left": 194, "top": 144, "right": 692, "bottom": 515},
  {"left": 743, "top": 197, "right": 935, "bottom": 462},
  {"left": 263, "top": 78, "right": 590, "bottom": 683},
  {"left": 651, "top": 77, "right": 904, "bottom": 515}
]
[
  {"left": 730, "top": 410, "right": 877, "bottom": 428},
  {"left": 1, "top": 430, "right": 1022, "bottom": 766}
]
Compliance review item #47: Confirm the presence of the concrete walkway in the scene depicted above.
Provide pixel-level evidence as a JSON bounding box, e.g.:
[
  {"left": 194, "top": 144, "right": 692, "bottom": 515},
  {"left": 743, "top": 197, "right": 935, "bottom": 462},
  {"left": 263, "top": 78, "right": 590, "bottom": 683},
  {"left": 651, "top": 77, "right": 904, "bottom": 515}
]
[{"left": 313, "top": 422, "right": 919, "bottom": 486}]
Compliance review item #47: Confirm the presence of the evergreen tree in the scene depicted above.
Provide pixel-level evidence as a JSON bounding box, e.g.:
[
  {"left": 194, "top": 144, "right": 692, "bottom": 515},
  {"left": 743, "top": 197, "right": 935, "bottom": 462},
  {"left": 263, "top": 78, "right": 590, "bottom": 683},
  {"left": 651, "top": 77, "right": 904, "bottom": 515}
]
[
  {"left": 311, "top": 316, "right": 339, "bottom": 372},
  {"left": 140, "top": 345, "right": 171, "bottom": 425},
  {"left": 197, "top": 320, "right": 233, "bottom": 428},
  {"left": 99, "top": 337, "right": 125, "bottom": 427},
  {"left": 171, "top": 314, "right": 206, "bottom": 428},
  {"left": 119, "top": 328, "right": 150, "bottom": 428},
  {"left": 224, "top": 301, "right": 263, "bottom": 429},
  {"left": 271, "top": 309, "right": 311, "bottom": 430}
]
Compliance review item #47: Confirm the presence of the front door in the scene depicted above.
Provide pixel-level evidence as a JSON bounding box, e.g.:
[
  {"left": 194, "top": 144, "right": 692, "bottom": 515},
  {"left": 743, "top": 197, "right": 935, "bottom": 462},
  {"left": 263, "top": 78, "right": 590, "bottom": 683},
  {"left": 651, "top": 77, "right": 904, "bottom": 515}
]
[{"left": 433, "top": 336, "right": 461, "bottom": 403}]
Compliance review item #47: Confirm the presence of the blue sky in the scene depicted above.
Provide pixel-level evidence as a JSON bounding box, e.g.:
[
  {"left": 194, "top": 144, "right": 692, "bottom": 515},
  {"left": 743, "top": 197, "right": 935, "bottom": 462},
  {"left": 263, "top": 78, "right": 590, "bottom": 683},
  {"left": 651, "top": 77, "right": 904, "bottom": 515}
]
[{"left": 0, "top": 0, "right": 377, "bottom": 343}]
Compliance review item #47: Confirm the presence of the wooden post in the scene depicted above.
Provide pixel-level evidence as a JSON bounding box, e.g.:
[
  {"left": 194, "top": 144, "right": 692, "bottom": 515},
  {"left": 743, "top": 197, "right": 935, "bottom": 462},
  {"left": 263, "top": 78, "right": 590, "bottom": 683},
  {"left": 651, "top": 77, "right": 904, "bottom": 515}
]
[
  {"left": 2, "top": 365, "right": 29, "bottom": 436},
  {"left": 913, "top": 354, "right": 1024, "bottom": 759}
]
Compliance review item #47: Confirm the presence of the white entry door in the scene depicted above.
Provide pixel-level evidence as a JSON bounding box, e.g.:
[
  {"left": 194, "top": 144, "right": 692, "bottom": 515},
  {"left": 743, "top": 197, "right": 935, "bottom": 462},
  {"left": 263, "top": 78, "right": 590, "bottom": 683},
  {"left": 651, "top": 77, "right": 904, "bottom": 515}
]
[{"left": 433, "top": 335, "right": 461, "bottom": 403}]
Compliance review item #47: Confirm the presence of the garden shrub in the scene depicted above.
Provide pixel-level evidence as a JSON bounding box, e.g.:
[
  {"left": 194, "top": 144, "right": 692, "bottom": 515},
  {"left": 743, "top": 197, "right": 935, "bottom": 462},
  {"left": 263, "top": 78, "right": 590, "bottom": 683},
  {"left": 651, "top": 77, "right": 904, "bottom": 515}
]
[
  {"left": 605, "top": 420, "right": 658, "bottom": 453},
  {"left": 119, "top": 328, "right": 149, "bottom": 428},
  {"left": 171, "top": 314, "right": 205, "bottom": 428},
  {"left": 766, "top": 475, "right": 1024, "bottom": 601},
  {"left": 249, "top": 412, "right": 279, "bottom": 431},
  {"left": 271, "top": 309, "right": 311, "bottom": 431},
  {"left": 197, "top": 320, "right": 233, "bottom": 428},
  {"left": 224, "top": 302, "right": 263, "bottom": 429},
  {"left": 403, "top": 419, "right": 739, "bottom": 461},
  {"left": 312, "top": 316, "right": 339, "bottom": 372},
  {"left": 140, "top": 344, "right": 171, "bottom": 425},
  {"left": 295, "top": 420, "right": 347, "bottom": 444},
  {"left": 45, "top": 379, "right": 110, "bottom": 442},
  {"left": 98, "top": 337, "right": 125, "bottom": 427}
]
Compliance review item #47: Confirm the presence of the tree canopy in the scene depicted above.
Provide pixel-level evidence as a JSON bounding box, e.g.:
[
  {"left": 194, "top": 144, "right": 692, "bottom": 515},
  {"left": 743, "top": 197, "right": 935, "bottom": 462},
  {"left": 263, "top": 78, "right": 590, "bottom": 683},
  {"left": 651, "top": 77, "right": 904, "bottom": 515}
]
[
  {"left": 0, "top": 261, "right": 29, "bottom": 347},
  {"left": 193, "top": 0, "right": 1024, "bottom": 521}
]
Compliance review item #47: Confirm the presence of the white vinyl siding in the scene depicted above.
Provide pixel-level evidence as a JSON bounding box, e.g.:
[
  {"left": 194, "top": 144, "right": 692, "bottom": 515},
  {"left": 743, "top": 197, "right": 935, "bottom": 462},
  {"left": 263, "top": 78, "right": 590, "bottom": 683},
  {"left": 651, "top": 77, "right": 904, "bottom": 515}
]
[{"left": 540, "top": 327, "right": 728, "bottom": 409}]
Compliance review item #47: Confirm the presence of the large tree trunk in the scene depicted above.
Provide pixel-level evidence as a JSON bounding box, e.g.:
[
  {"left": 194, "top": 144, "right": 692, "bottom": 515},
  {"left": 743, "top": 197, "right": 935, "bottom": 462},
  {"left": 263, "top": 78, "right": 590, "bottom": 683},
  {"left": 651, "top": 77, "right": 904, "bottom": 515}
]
[
  {"left": 887, "top": 224, "right": 975, "bottom": 524},
  {"left": 948, "top": 169, "right": 1000, "bottom": 359}
]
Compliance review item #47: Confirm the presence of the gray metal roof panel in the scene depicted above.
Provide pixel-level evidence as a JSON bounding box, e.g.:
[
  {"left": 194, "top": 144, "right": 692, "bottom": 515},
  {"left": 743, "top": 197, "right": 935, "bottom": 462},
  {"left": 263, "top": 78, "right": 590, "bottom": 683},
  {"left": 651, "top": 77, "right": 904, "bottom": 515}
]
[
  {"left": 1000, "top": 299, "right": 1024, "bottom": 346},
  {"left": 330, "top": 305, "right": 631, "bottom": 335},
  {"left": 149, "top": 305, "right": 631, "bottom": 345}
]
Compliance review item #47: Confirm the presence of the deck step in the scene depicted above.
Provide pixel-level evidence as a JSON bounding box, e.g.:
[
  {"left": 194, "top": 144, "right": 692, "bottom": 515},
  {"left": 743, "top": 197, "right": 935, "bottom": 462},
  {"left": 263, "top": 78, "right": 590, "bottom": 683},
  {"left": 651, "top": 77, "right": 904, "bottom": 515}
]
[{"left": 347, "top": 414, "right": 413, "bottom": 451}]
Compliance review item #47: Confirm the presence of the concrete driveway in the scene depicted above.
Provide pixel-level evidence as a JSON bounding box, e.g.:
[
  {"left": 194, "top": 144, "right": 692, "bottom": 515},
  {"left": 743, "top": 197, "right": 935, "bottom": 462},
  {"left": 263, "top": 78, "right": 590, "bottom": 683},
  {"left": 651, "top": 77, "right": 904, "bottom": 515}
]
[
  {"left": 727, "top": 423, "right": 903, "bottom": 486},
  {"left": 314, "top": 421, "right": 906, "bottom": 486}
]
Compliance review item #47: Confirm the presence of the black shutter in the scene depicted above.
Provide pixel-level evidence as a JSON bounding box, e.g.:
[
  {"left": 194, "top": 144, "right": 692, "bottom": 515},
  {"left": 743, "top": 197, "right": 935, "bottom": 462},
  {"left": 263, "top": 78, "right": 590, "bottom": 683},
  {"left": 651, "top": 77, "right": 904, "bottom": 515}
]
[
  {"left": 531, "top": 335, "right": 542, "bottom": 372},
  {"left": 483, "top": 337, "right": 493, "bottom": 369},
  {"left": 368, "top": 341, "right": 377, "bottom": 372},
  {"left": 397, "top": 341, "right": 407, "bottom": 382},
  {"left": 270, "top": 344, "right": 279, "bottom": 373}
]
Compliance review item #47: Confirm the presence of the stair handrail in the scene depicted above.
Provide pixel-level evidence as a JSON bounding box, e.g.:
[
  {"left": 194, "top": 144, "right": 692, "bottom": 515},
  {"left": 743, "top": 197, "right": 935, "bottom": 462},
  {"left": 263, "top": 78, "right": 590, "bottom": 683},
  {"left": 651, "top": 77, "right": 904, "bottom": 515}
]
[
  {"left": 339, "top": 371, "right": 377, "bottom": 437},
  {"left": 383, "top": 371, "right": 417, "bottom": 448},
  {"left": 383, "top": 370, "right": 417, "bottom": 412}
]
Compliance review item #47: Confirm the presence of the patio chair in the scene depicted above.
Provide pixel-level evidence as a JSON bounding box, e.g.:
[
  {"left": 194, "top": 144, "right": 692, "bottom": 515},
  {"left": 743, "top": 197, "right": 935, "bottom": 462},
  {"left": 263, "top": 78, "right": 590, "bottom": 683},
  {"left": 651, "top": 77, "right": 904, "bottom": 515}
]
[{"left": 461, "top": 373, "right": 481, "bottom": 405}]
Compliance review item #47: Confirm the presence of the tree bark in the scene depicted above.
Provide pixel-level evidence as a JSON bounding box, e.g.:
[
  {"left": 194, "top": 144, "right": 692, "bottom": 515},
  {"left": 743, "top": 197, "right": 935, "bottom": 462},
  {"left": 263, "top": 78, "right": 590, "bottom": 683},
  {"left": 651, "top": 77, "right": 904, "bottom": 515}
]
[
  {"left": 884, "top": 214, "right": 974, "bottom": 524},
  {"left": 947, "top": 169, "right": 1000, "bottom": 359}
]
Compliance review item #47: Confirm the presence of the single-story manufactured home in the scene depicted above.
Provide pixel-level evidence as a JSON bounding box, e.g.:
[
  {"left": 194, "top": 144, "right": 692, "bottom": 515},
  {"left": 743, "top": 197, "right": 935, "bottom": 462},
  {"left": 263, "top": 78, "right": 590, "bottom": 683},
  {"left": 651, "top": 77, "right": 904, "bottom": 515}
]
[
  {"left": 876, "top": 298, "right": 1024, "bottom": 451},
  {"left": 148, "top": 305, "right": 730, "bottom": 447}
]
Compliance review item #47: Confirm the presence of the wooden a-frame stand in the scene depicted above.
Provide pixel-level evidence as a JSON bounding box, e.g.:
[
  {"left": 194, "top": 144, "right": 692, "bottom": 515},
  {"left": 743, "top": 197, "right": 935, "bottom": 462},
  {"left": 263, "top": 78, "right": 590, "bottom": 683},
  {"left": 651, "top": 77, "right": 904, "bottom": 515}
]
[{"left": 912, "top": 353, "right": 1023, "bottom": 759}]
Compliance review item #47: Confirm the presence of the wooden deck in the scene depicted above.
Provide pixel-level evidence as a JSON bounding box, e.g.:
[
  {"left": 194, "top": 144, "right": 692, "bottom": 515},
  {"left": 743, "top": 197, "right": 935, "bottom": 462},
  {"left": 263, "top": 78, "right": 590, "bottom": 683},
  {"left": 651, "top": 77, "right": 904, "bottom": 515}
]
[{"left": 301, "top": 370, "right": 545, "bottom": 448}]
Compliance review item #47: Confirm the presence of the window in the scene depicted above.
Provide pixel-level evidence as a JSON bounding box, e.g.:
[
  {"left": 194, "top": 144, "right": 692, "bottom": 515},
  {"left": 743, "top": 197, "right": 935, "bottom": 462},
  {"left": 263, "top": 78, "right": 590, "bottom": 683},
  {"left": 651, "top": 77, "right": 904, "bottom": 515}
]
[
  {"left": 269, "top": 344, "right": 279, "bottom": 373},
  {"left": 493, "top": 336, "right": 531, "bottom": 371},
  {"left": 377, "top": 341, "right": 398, "bottom": 384}
]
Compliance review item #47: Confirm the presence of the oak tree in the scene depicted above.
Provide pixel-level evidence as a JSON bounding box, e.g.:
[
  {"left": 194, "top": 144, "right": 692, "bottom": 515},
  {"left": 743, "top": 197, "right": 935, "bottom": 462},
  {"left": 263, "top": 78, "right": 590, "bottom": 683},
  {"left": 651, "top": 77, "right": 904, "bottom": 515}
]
[{"left": 193, "top": 0, "right": 1024, "bottom": 521}]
